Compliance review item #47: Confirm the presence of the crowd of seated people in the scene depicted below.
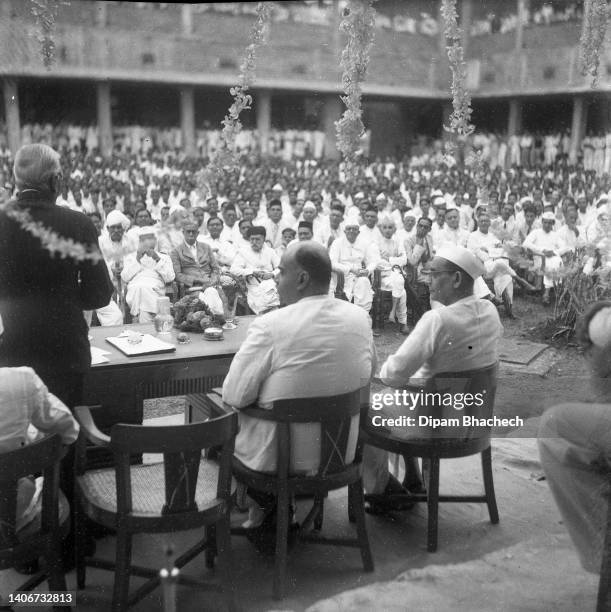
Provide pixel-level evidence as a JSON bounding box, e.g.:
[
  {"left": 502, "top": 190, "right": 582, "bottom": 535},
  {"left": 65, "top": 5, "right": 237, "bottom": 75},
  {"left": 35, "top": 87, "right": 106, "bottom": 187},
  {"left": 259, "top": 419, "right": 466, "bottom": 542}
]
[{"left": 0, "top": 130, "right": 609, "bottom": 327}]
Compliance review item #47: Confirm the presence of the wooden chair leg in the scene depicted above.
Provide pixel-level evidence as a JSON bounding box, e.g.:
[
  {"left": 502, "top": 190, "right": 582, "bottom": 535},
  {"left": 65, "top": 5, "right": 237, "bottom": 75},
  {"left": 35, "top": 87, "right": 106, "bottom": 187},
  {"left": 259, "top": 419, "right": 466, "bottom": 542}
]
[
  {"left": 349, "top": 480, "right": 374, "bottom": 572},
  {"left": 74, "top": 499, "right": 87, "bottom": 590},
  {"left": 426, "top": 456, "right": 440, "bottom": 553},
  {"left": 46, "top": 533, "right": 67, "bottom": 595},
  {"left": 313, "top": 495, "right": 325, "bottom": 531},
  {"left": 348, "top": 483, "right": 356, "bottom": 523},
  {"left": 481, "top": 447, "right": 499, "bottom": 524},
  {"left": 273, "top": 487, "right": 290, "bottom": 600},
  {"left": 216, "top": 515, "right": 238, "bottom": 612},
  {"left": 205, "top": 524, "right": 217, "bottom": 569},
  {"left": 597, "top": 492, "right": 611, "bottom": 612},
  {"left": 112, "top": 529, "right": 132, "bottom": 612}
]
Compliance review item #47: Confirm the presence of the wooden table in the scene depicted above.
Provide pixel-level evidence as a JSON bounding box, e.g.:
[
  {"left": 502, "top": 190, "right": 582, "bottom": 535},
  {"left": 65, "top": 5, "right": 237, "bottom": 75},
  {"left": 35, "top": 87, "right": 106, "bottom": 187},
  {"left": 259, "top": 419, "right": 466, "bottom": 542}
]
[{"left": 83, "top": 317, "right": 253, "bottom": 465}]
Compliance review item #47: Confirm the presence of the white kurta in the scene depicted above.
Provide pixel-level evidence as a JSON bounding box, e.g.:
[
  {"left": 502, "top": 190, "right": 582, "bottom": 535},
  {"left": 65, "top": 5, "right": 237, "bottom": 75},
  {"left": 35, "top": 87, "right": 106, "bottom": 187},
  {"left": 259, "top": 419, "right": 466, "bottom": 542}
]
[
  {"left": 230, "top": 245, "right": 280, "bottom": 314},
  {"left": 222, "top": 295, "right": 374, "bottom": 474},
  {"left": 121, "top": 252, "right": 175, "bottom": 316},
  {"left": 522, "top": 228, "right": 564, "bottom": 288}
]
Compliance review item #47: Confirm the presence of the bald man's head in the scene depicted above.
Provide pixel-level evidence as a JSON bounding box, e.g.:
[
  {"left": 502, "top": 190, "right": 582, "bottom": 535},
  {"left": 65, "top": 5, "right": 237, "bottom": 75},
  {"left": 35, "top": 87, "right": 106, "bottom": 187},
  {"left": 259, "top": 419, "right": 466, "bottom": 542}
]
[{"left": 277, "top": 241, "right": 331, "bottom": 305}]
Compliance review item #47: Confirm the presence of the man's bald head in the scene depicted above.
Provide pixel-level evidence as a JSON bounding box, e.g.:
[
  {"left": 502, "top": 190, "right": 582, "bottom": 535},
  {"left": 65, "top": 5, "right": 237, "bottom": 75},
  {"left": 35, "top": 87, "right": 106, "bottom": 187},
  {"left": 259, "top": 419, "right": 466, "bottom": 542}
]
[
  {"left": 277, "top": 241, "right": 331, "bottom": 305},
  {"left": 13, "top": 144, "right": 61, "bottom": 192}
]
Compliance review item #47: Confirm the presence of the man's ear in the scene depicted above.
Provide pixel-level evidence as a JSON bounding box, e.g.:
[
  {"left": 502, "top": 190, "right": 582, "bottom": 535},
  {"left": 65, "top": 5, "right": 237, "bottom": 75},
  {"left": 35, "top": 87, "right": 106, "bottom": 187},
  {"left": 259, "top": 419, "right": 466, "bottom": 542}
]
[{"left": 296, "top": 270, "right": 309, "bottom": 290}]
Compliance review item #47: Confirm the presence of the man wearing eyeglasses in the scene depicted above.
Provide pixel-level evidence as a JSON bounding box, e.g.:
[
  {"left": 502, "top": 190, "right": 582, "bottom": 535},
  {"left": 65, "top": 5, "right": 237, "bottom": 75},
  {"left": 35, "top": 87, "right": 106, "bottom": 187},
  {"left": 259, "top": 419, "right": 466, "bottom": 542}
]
[{"left": 363, "top": 245, "right": 503, "bottom": 506}]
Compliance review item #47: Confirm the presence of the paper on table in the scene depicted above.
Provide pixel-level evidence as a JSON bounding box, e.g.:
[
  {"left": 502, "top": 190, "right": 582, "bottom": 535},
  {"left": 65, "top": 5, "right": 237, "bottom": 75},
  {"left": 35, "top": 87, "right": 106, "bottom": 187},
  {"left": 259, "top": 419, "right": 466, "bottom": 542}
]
[
  {"left": 105, "top": 334, "right": 176, "bottom": 357},
  {"left": 90, "top": 346, "right": 111, "bottom": 365}
]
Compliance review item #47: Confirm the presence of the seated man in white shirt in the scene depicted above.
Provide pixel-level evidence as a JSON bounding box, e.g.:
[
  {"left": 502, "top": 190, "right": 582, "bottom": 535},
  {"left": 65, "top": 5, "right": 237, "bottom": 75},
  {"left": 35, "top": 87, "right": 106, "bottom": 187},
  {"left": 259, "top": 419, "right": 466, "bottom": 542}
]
[
  {"left": 522, "top": 212, "right": 564, "bottom": 305},
  {"left": 394, "top": 211, "right": 417, "bottom": 247},
  {"left": 222, "top": 241, "right": 374, "bottom": 534},
  {"left": 198, "top": 217, "right": 237, "bottom": 269},
  {"left": 315, "top": 203, "right": 344, "bottom": 248},
  {"left": 276, "top": 227, "right": 296, "bottom": 259},
  {"left": 376, "top": 216, "right": 409, "bottom": 334},
  {"left": 363, "top": 246, "right": 503, "bottom": 507},
  {"left": 230, "top": 226, "right": 280, "bottom": 315},
  {"left": 359, "top": 207, "right": 383, "bottom": 245},
  {"left": 329, "top": 222, "right": 380, "bottom": 314},
  {"left": 121, "top": 227, "right": 176, "bottom": 323}
]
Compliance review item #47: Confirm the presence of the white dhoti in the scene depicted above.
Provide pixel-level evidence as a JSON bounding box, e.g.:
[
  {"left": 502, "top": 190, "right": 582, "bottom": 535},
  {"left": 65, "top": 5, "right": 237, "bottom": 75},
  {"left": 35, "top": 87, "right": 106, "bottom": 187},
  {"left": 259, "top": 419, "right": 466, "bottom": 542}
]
[
  {"left": 483, "top": 258, "right": 515, "bottom": 300},
  {"left": 381, "top": 269, "right": 407, "bottom": 324},
  {"left": 532, "top": 255, "right": 562, "bottom": 288},
  {"left": 125, "top": 278, "right": 166, "bottom": 318},
  {"left": 343, "top": 273, "right": 373, "bottom": 312},
  {"left": 96, "top": 301, "right": 123, "bottom": 326},
  {"left": 245, "top": 278, "right": 280, "bottom": 314}
]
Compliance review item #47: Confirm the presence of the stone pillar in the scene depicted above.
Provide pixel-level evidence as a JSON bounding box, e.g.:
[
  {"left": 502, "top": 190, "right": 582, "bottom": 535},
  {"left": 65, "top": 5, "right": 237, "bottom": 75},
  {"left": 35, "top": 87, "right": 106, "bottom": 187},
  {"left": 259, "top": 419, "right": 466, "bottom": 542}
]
[
  {"left": 569, "top": 95, "right": 586, "bottom": 164},
  {"left": 95, "top": 1, "right": 108, "bottom": 27},
  {"left": 460, "top": 0, "right": 473, "bottom": 57},
  {"left": 96, "top": 81, "right": 113, "bottom": 159},
  {"left": 181, "top": 4, "right": 193, "bottom": 36},
  {"left": 507, "top": 98, "right": 522, "bottom": 136},
  {"left": 322, "top": 95, "right": 342, "bottom": 160},
  {"left": 3, "top": 78, "right": 21, "bottom": 155},
  {"left": 179, "top": 85, "right": 195, "bottom": 157},
  {"left": 515, "top": 0, "right": 529, "bottom": 51},
  {"left": 256, "top": 90, "right": 272, "bottom": 155}
]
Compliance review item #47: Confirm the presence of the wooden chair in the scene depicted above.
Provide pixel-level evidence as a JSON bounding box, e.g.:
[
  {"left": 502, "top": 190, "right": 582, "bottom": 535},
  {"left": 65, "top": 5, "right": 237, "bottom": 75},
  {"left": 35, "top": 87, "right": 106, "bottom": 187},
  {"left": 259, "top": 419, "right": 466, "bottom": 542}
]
[
  {"left": 361, "top": 363, "right": 500, "bottom": 552},
  {"left": 208, "top": 388, "right": 374, "bottom": 600},
  {"left": 0, "top": 434, "right": 70, "bottom": 611},
  {"left": 371, "top": 267, "right": 423, "bottom": 332},
  {"left": 597, "top": 468, "right": 611, "bottom": 612},
  {"left": 73, "top": 405, "right": 239, "bottom": 612}
]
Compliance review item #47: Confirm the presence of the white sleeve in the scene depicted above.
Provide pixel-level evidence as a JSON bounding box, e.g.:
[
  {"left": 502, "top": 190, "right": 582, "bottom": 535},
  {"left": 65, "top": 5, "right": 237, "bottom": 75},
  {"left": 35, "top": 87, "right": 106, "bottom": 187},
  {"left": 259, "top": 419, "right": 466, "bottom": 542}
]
[
  {"left": 222, "top": 317, "right": 274, "bottom": 408},
  {"left": 29, "top": 372, "right": 80, "bottom": 445},
  {"left": 155, "top": 254, "right": 176, "bottom": 283},
  {"left": 120, "top": 255, "right": 141, "bottom": 282},
  {"left": 379, "top": 311, "right": 442, "bottom": 386}
]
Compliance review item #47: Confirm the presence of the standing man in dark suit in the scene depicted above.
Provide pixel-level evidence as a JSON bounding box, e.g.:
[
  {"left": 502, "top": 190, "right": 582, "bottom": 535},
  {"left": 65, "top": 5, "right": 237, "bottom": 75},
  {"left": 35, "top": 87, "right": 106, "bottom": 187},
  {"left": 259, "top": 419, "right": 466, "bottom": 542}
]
[{"left": 0, "top": 143, "right": 114, "bottom": 410}]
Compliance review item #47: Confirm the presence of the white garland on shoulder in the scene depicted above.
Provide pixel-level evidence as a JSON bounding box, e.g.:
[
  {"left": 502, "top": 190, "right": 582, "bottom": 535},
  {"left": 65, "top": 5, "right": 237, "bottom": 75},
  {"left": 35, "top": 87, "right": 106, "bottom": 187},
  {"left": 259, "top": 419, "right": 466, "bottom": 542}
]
[{"left": 0, "top": 200, "right": 103, "bottom": 263}]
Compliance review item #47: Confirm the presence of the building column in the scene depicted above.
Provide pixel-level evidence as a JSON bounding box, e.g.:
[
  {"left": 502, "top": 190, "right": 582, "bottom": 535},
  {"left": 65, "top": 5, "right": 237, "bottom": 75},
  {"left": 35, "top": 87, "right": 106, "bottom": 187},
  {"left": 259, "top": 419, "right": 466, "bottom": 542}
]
[
  {"left": 256, "top": 90, "right": 272, "bottom": 155},
  {"left": 507, "top": 98, "right": 522, "bottom": 136},
  {"left": 179, "top": 86, "right": 195, "bottom": 157},
  {"left": 515, "top": 0, "right": 529, "bottom": 51},
  {"left": 460, "top": 0, "right": 473, "bottom": 57},
  {"left": 322, "top": 95, "right": 342, "bottom": 160},
  {"left": 181, "top": 4, "right": 193, "bottom": 36},
  {"left": 569, "top": 95, "right": 586, "bottom": 164},
  {"left": 3, "top": 78, "right": 21, "bottom": 155},
  {"left": 96, "top": 81, "right": 112, "bottom": 159}
]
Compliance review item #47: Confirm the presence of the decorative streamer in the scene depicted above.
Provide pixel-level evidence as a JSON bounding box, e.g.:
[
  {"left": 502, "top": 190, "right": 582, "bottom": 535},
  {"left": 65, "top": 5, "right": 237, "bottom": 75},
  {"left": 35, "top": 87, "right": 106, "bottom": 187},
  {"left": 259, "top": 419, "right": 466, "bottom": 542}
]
[
  {"left": 335, "top": 0, "right": 376, "bottom": 176},
  {"left": 31, "top": 0, "right": 65, "bottom": 69},
  {"left": 579, "top": 0, "right": 609, "bottom": 87},
  {"left": 199, "top": 2, "right": 273, "bottom": 194}
]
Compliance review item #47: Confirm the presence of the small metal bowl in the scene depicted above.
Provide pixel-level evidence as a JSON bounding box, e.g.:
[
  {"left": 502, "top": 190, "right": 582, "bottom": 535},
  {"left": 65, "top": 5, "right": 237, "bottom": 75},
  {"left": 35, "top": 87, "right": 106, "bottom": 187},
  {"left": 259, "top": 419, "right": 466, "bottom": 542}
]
[{"left": 203, "top": 327, "right": 224, "bottom": 341}]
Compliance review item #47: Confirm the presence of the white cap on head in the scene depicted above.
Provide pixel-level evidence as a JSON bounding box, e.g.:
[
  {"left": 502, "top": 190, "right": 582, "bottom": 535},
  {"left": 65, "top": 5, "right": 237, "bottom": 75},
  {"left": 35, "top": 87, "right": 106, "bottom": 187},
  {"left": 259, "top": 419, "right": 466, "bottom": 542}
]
[
  {"left": 435, "top": 245, "right": 485, "bottom": 280},
  {"left": 588, "top": 307, "right": 611, "bottom": 348},
  {"left": 541, "top": 211, "right": 556, "bottom": 221},
  {"left": 354, "top": 192, "right": 365, "bottom": 200},
  {"left": 303, "top": 201, "right": 316, "bottom": 211},
  {"left": 404, "top": 210, "right": 416, "bottom": 219},
  {"left": 376, "top": 193, "right": 386, "bottom": 201},
  {"left": 138, "top": 226, "right": 157, "bottom": 239},
  {"left": 272, "top": 183, "right": 283, "bottom": 191},
  {"left": 105, "top": 210, "right": 131, "bottom": 230}
]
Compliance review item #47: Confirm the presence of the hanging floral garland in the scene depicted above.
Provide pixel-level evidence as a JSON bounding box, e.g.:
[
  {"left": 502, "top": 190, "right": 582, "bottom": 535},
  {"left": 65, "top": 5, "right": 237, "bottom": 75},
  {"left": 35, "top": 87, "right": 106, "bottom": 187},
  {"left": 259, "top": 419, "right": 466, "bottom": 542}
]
[
  {"left": 440, "top": 0, "right": 474, "bottom": 140},
  {"left": 0, "top": 200, "right": 103, "bottom": 263},
  {"left": 580, "top": 0, "right": 609, "bottom": 87},
  {"left": 31, "top": 0, "right": 66, "bottom": 69},
  {"left": 335, "top": 0, "right": 376, "bottom": 176},
  {"left": 199, "top": 2, "right": 273, "bottom": 194}
]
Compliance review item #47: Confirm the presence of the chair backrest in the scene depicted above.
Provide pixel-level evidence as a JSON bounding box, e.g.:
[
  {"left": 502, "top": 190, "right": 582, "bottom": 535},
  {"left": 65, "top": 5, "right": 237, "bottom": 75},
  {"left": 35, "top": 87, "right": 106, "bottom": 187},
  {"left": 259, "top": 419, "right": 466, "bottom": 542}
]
[
  {"left": 0, "top": 434, "right": 63, "bottom": 554},
  {"left": 269, "top": 387, "right": 366, "bottom": 479},
  {"left": 422, "top": 362, "right": 499, "bottom": 442},
  {"left": 109, "top": 412, "right": 238, "bottom": 516}
]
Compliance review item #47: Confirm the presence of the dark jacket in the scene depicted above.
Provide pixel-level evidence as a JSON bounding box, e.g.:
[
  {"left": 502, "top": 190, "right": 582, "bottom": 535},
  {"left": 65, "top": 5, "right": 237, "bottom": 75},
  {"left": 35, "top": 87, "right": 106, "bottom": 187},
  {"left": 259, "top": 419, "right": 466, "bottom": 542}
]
[
  {"left": 0, "top": 190, "right": 114, "bottom": 375},
  {"left": 170, "top": 241, "right": 220, "bottom": 288}
]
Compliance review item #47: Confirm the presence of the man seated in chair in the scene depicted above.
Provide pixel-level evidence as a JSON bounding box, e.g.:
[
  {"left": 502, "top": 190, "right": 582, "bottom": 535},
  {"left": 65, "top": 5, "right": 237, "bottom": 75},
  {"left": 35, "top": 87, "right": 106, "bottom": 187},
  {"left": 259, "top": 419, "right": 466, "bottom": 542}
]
[
  {"left": 0, "top": 314, "right": 80, "bottom": 569},
  {"left": 329, "top": 222, "right": 380, "bottom": 314},
  {"left": 363, "top": 245, "right": 503, "bottom": 511},
  {"left": 376, "top": 215, "right": 409, "bottom": 334},
  {"left": 222, "top": 241, "right": 375, "bottom": 536},
  {"left": 538, "top": 302, "right": 611, "bottom": 575},
  {"left": 121, "top": 227, "right": 175, "bottom": 323},
  {"left": 170, "top": 219, "right": 226, "bottom": 313},
  {"left": 230, "top": 226, "right": 280, "bottom": 314}
]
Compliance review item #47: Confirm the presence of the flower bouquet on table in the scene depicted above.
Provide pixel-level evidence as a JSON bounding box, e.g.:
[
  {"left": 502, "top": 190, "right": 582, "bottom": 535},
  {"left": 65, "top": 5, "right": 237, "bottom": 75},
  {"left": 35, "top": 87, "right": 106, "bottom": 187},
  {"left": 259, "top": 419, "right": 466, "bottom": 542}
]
[{"left": 171, "top": 294, "right": 226, "bottom": 332}]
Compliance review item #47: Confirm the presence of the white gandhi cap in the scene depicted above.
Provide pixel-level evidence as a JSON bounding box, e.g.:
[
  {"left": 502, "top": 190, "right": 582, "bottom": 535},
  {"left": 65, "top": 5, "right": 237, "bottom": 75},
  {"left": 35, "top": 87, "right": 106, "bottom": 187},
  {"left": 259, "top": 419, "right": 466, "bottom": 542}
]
[{"left": 435, "top": 245, "right": 485, "bottom": 280}]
